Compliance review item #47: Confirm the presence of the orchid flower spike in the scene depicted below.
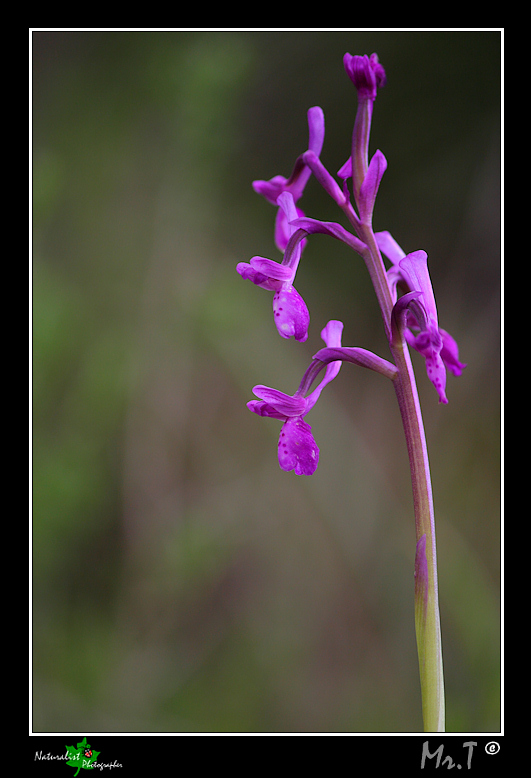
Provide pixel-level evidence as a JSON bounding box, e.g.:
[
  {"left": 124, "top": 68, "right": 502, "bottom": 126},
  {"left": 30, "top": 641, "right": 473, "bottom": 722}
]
[
  {"left": 237, "top": 192, "right": 310, "bottom": 342},
  {"left": 247, "top": 321, "right": 344, "bottom": 475},
  {"left": 379, "top": 236, "right": 466, "bottom": 403}
]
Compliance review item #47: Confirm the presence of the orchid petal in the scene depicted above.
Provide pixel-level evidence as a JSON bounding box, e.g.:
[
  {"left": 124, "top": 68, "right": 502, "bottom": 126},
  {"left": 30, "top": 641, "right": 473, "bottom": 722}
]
[
  {"left": 391, "top": 290, "right": 425, "bottom": 346},
  {"left": 251, "top": 385, "right": 307, "bottom": 416},
  {"left": 337, "top": 157, "right": 352, "bottom": 180},
  {"left": 236, "top": 262, "right": 281, "bottom": 291},
  {"left": 358, "top": 149, "right": 387, "bottom": 222},
  {"left": 376, "top": 231, "right": 407, "bottom": 301},
  {"left": 307, "top": 106, "right": 325, "bottom": 156},
  {"left": 399, "top": 251, "right": 438, "bottom": 326},
  {"left": 375, "top": 230, "right": 406, "bottom": 265},
  {"left": 321, "top": 319, "right": 344, "bottom": 349},
  {"left": 404, "top": 325, "right": 448, "bottom": 404},
  {"left": 252, "top": 175, "right": 288, "bottom": 205},
  {"left": 278, "top": 416, "right": 319, "bottom": 475},
  {"left": 277, "top": 190, "right": 299, "bottom": 224},
  {"left": 388, "top": 248, "right": 466, "bottom": 400},
  {"left": 249, "top": 256, "right": 294, "bottom": 282},
  {"left": 305, "top": 320, "right": 344, "bottom": 411},
  {"left": 273, "top": 285, "right": 310, "bottom": 342},
  {"left": 281, "top": 107, "right": 326, "bottom": 202},
  {"left": 439, "top": 328, "right": 467, "bottom": 376},
  {"left": 275, "top": 192, "right": 307, "bottom": 253},
  {"left": 274, "top": 206, "right": 306, "bottom": 253},
  {"left": 253, "top": 107, "right": 326, "bottom": 207},
  {"left": 423, "top": 349, "right": 448, "bottom": 404},
  {"left": 246, "top": 400, "right": 288, "bottom": 420}
]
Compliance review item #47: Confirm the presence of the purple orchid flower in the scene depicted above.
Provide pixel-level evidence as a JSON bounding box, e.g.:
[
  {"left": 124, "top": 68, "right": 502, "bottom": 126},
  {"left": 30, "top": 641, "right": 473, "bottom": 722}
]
[
  {"left": 237, "top": 192, "right": 310, "bottom": 342},
  {"left": 248, "top": 320, "right": 399, "bottom": 475},
  {"left": 253, "top": 106, "right": 325, "bottom": 252},
  {"left": 377, "top": 231, "right": 466, "bottom": 403},
  {"left": 247, "top": 320, "right": 344, "bottom": 475}
]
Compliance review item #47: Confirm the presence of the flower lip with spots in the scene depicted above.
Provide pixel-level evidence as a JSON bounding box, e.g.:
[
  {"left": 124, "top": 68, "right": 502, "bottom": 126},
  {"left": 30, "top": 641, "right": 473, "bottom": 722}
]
[
  {"left": 237, "top": 192, "right": 310, "bottom": 342},
  {"left": 247, "top": 320, "right": 344, "bottom": 474}
]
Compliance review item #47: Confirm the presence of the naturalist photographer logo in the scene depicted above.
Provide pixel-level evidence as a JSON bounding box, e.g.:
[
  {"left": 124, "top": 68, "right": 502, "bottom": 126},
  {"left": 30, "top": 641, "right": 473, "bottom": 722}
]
[{"left": 34, "top": 737, "right": 122, "bottom": 774}]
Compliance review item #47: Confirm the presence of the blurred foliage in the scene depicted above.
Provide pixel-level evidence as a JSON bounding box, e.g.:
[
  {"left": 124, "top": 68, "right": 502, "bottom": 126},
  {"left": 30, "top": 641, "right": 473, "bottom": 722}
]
[{"left": 32, "top": 30, "right": 501, "bottom": 733}]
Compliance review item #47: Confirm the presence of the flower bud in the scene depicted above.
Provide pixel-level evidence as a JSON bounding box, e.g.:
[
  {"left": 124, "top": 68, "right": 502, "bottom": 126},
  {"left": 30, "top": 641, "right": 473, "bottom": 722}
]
[{"left": 343, "top": 53, "right": 386, "bottom": 100}]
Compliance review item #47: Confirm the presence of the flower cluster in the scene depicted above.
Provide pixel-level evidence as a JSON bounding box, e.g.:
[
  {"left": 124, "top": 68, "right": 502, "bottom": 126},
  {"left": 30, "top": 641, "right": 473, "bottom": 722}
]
[{"left": 238, "top": 53, "right": 465, "bottom": 473}]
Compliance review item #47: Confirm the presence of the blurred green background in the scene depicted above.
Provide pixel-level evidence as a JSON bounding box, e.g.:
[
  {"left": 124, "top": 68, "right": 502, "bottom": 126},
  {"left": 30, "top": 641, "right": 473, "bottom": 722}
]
[{"left": 32, "top": 30, "right": 501, "bottom": 733}]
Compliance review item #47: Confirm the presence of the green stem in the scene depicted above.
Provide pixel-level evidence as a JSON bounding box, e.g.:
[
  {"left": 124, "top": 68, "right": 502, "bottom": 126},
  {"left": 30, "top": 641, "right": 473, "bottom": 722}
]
[
  {"left": 391, "top": 337, "right": 445, "bottom": 732},
  {"left": 354, "top": 217, "right": 445, "bottom": 732}
]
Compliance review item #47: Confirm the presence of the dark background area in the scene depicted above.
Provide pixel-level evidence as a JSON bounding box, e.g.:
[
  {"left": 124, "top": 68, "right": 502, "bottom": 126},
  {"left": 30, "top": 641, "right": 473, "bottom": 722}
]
[{"left": 32, "top": 29, "right": 501, "bottom": 733}]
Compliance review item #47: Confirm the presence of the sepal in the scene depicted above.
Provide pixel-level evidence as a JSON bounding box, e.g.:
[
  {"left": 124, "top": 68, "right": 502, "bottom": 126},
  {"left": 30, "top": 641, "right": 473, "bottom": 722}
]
[
  {"left": 358, "top": 149, "right": 387, "bottom": 223},
  {"left": 251, "top": 386, "right": 307, "bottom": 416},
  {"left": 248, "top": 256, "right": 294, "bottom": 281}
]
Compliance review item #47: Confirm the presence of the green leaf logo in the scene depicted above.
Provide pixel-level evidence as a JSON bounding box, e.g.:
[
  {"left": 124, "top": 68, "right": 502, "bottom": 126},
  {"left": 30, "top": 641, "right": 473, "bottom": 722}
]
[{"left": 65, "top": 737, "right": 100, "bottom": 776}]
